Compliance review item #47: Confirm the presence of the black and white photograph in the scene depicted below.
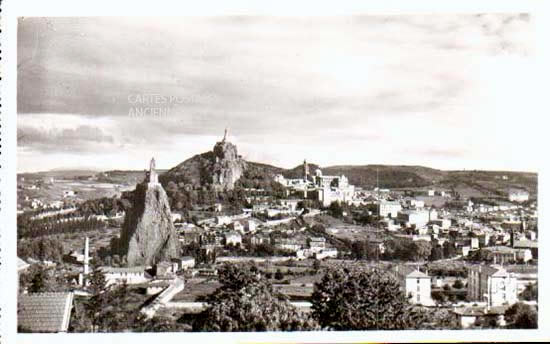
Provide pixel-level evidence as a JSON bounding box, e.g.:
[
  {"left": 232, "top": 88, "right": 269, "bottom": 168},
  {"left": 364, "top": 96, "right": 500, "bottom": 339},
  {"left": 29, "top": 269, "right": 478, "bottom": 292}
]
[{"left": 5, "top": 3, "right": 549, "bottom": 342}]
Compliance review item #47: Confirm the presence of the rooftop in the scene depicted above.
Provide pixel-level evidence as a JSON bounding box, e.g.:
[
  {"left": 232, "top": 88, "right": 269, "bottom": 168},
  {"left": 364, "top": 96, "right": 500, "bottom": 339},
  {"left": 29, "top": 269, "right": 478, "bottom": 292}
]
[
  {"left": 513, "top": 240, "right": 537, "bottom": 249},
  {"left": 18, "top": 292, "right": 73, "bottom": 333},
  {"left": 99, "top": 266, "right": 146, "bottom": 274},
  {"left": 17, "top": 257, "right": 30, "bottom": 272},
  {"left": 406, "top": 270, "right": 430, "bottom": 279},
  {"left": 453, "top": 305, "right": 508, "bottom": 317}
]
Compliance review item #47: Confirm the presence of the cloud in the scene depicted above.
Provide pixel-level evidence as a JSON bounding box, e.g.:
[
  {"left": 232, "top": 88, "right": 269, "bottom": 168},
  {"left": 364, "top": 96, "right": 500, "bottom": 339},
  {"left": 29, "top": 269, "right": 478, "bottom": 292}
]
[
  {"left": 18, "top": 124, "right": 115, "bottom": 153},
  {"left": 16, "top": 15, "right": 540, "bottom": 172}
]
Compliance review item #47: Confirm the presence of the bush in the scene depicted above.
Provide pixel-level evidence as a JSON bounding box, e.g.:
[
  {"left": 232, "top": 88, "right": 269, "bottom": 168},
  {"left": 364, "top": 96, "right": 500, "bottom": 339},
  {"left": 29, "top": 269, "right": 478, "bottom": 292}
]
[{"left": 452, "top": 279, "right": 464, "bottom": 289}]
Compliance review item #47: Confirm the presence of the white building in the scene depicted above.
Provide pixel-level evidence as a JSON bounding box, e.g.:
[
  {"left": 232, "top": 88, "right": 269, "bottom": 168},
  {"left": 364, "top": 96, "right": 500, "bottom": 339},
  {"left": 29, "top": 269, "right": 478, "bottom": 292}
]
[
  {"left": 280, "top": 199, "right": 301, "bottom": 213},
  {"left": 251, "top": 234, "right": 271, "bottom": 246},
  {"left": 99, "top": 266, "right": 150, "bottom": 286},
  {"left": 405, "top": 270, "right": 434, "bottom": 306},
  {"left": 274, "top": 238, "right": 303, "bottom": 252},
  {"left": 179, "top": 256, "right": 196, "bottom": 270},
  {"left": 224, "top": 231, "right": 242, "bottom": 246},
  {"left": 216, "top": 216, "right": 232, "bottom": 226},
  {"left": 308, "top": 237, "right": 326, "bottom": 249},
  {"left": 431, "top": 218, "right": 451, "bottom": 229},
  {"left": 405, "top": 199, "right": 425, "bottom": 209},
  {"left": 468, "top": 265, "right": 517, "bottom": 307},
  {"left": 314, "top": 169, "right": 355, "bottom": 207},
  {"left": 378, "top": 200, "right": 402, "bottom": 218},
  {"left": 314, "top": 248, "right": 338, "bottom": 260},
  {"left": 397, "top": 209, "right": 430, "bottom": 227},
  {"left": 63, "top": 190, "right": 76, "bottom": 198},
  {"left": 508, "top": 190, "right": 529, "bottom": 203}
]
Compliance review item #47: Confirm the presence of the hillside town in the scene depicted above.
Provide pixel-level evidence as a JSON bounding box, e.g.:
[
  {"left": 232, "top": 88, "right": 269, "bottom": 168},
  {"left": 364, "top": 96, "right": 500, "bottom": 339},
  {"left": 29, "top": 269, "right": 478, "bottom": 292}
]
[{"left": 16, "top": 134, "right": 538, "bottom": 333}]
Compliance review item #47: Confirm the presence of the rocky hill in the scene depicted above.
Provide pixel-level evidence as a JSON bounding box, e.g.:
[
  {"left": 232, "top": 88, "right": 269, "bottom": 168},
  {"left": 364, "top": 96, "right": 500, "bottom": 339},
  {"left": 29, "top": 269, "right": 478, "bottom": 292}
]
[
  {"left": 161, "top": 140, "right": 247, "bottom": 190},
  {"left": 118, "top": 181, "right": 180, "bottom": 266}
]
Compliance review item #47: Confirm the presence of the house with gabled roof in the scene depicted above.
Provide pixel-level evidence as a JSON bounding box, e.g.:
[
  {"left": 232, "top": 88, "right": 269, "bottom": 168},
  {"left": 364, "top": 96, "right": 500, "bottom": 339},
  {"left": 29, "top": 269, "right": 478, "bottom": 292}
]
[{"left": 18, "top": 292, "right": 74, "bottom": 333}]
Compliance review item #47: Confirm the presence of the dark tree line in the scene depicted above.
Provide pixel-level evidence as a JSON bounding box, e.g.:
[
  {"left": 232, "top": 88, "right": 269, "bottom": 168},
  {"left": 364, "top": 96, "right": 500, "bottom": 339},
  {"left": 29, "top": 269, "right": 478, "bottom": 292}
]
[{"left": 18, "top": 215, "right": 106, "bottom": 239}]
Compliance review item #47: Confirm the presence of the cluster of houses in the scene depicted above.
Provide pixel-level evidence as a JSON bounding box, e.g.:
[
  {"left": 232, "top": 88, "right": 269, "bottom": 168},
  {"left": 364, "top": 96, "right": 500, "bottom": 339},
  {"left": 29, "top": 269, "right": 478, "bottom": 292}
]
[
  {"left": 370, "top": 189, "right": 538, "bottom": 263},
  {"left": 391, "top": 262, "right": 536, "bottom": 328},
  {"left": 177, "top": 211, "right": 339, "bottom": 261}
]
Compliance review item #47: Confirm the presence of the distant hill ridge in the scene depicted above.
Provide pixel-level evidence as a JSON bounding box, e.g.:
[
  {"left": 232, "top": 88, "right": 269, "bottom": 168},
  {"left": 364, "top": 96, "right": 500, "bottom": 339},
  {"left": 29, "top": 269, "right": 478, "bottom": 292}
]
[
  {"left": 20, "top": 139, "right": 537, "bottom": 195},
  {"left": 155, "top": 139, "right": 536, "bottom": 195}
]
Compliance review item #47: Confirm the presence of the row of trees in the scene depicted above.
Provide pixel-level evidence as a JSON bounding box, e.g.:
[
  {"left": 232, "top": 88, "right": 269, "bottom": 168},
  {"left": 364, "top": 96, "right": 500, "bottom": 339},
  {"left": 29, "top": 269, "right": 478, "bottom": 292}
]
[{"left": 18, "top": 215, "right": 106, "bottom": 239}]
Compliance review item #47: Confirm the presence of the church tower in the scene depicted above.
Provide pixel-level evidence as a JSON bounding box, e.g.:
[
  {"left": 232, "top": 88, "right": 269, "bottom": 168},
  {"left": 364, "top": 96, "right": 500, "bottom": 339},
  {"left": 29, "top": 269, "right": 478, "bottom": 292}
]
[{"left": 148, "top": 157, "right": 159, "bottom": 185}]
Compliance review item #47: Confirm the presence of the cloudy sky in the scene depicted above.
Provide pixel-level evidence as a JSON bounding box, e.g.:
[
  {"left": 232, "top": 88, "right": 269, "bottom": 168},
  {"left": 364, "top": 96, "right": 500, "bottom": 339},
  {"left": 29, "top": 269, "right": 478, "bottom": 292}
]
[{"left": 17, "top": 15, "right": 541, "bottom": 172}]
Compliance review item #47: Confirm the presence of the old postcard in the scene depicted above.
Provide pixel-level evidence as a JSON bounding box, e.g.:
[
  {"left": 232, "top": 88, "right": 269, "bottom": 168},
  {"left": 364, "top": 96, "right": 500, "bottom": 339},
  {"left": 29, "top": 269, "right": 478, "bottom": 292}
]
[{"left": 1, "top": 1, "right": 550, "bottom": 343}]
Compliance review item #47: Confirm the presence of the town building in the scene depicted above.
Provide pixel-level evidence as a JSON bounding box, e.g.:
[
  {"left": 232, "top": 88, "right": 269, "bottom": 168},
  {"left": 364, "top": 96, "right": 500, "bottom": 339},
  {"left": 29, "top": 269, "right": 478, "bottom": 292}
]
[
  {"left": 251, "top": 233, "right": 271, "bottom": 246},
  {"left": 155, "top": 261, "right": 179, "bottom": 277},
  {"left": 397, "top": 209, "right": 430, "bottom": 227},
  {"left": 99, "top": 266, "right": 151, "bottom": 286},
  {"left": 480, "top": 246, "right": 532, "bottom": 264},
  {"left": 394, "top": 266, "right": 433, "bottom": 306},
  {"left": 314, "top": 247, "right": 338, "bottom": 260},
  {"left": 273, "top": 238, "right": 303, "bottom": 252},
  {"left": 378, "top": 200, "right": 402, "bottom": 218},
  {"left": 405, "top": 270, "right": 433, "bottom": 306},
  {"left": 467, "top": 265, "right": 517, "bottom": 307},
  {"left": 18, "top": 292, "right": 74, "bottom": 333},
  {"left": 508, "top": 189, "right": 529, "bottom": 203},
  {"left": 224, "top": 231, "right": 242, "bottom": 246},
  {"left": 308, "top": 237, "right": 326, "bottom": 249},
  {"left": 453, "top": 305, "right": 508, "bottom": 329},
  {"left": 179, "top": 256, "right": 196, "bottom": 270},
  {"left": 431, "top": 218, "right": 451, "bottom": 229}
]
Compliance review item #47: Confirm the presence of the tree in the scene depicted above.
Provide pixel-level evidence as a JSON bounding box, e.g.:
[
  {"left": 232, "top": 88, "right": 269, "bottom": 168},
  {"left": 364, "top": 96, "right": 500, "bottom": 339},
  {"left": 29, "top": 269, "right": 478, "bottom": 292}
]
[
  {"left": 328, "top": 201, "right": 343, "bottom": 218},
  {"left": 452, "top": 279, "right": 464, "bottom": 289},
  {"left": 312, "top": 259, "right": 321, "bottom": 272},
  {"left": 135, "top": 315, "right": 186, "bottom": 332},
  {"left": 274, "top": 269, "right": 284, "bottom": 281},
  {"left": 351, "top": 241, "right": 368, "bottom": 260},
  {"left": 443, "top": 241, "right": 457, "bottom": 258},
  {"left": 82, "top": 268, "right": 109, "bottom": 331},
  {"left": 429, "top": 245, "right": 444, "bottom": 261},
  {"left": 520, "top": 283, "right": 538, "bottom": 301},
  {"left": 194, "top": 264, "right": 318, "bottom": 331},
  {"left": 28, "top": 266, "right": 56, "bottom": 293},
  {"left": 411, "top": 241, "right": 432, "bottom": 262},
  {"left": 505, "top": 302, "right": 537, "bottom": 329},
  {"left": 311, "top": 268, "right": 426, "bottom": 330}
]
